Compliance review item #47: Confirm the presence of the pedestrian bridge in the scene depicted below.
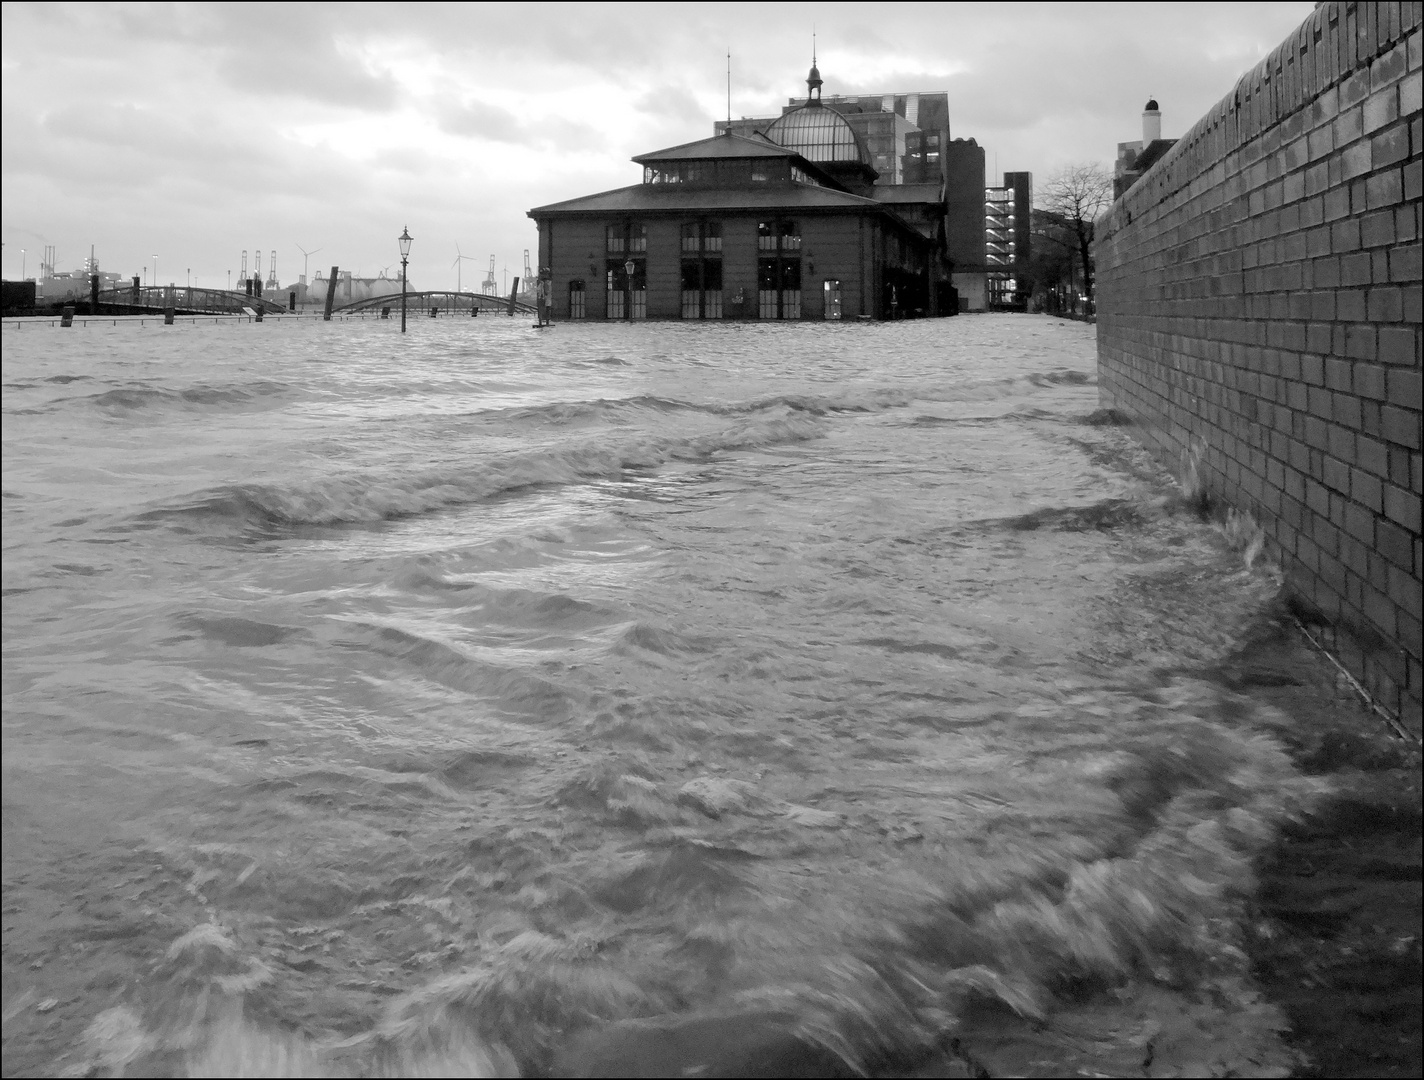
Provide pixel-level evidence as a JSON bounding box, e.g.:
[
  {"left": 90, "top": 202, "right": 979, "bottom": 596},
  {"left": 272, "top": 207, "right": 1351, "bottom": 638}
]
[
  {"left": 96, "top": 286, "right": 288, "bottom": 316},
  {"left": 333, "top": 290, "right": 536, "bottom": 316}
]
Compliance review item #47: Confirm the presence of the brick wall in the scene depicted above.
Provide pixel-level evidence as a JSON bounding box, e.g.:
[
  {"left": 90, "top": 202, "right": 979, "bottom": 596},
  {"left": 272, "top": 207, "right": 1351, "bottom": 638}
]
[{"left": 1095, "top": 1, "right": 1423, "bottom": 731}]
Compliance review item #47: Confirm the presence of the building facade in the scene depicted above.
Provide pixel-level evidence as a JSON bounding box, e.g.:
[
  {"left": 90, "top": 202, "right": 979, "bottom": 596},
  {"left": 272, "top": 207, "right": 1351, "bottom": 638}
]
[
  {"left": 530, "top": 67, "right": 955, "bottom": 321},
  {"left": 985, "top": 171, "right": 1032, "bottom": 310}
]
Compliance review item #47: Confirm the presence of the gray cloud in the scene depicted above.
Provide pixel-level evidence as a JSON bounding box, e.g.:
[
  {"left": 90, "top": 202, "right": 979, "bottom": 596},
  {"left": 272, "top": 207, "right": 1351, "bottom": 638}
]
[{"left": 2, "top": 0, "right": 1316, "bottom": 287}]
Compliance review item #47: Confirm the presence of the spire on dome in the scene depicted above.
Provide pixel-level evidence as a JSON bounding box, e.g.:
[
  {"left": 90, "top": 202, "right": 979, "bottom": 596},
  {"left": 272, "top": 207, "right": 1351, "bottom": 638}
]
[{"left": 807, "top": 32, "right": 822, "bottom": 102}]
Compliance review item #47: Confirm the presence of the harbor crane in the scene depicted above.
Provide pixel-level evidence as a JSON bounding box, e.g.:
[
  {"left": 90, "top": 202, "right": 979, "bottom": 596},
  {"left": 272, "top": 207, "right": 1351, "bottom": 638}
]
[
  {"left": 481, "top": 255, "right": 497, "bottom": 295},
  {"left": 523, "top": 250, "right": 533, "bottom": 289}
]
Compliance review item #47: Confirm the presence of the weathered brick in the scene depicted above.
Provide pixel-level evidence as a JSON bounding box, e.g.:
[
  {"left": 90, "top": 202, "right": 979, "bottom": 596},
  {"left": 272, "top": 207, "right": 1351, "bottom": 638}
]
[
  {"left": 1379, "top": 326, "right": 1421, "bottom": 365},
  {"left": 1387, "top": 368, "right": 1422, "bottom": 410},
  {"left": 1377, "top": 517, "right": 1415, "bottom": 570},
  {"left": 1355, "top": 365, "right": 1388, "bottom": 400},
  {"left": 1383, "top": 482, "right": 1422, "bottom": 529},
  {"left": 1390, "top": 241, "right": 1422, "bottom": 282},
  {"left": 1364, "top": 170, "right": 1404, "bottom": 213},
  {"left": 1341, "top": 138, "right": 1373, "bottom": 178},
  {"left": 1339, "top": 251, "right": 1371, "bottom": 284},
  {"left": 1371, "top": 122, "right": 1412, "bottom": 168},
  {"left": 1401, "top": 69, "right": 1423, "bottom": 114},
  {"left": 1352, "top": 467, "right": 1385, "bottom": 511},
  {"left": 1367, "top": 286, "right": 1405, "bottom": 321},
  {"left": 1357, "top": 435, "right": 1390, "bottom": 477},
  {"left": 1382, "top": 405, "right": 1423, "bottom": 449},
  {"left": 1362, "top": 86, "right": 1400, "bottom": 132}
]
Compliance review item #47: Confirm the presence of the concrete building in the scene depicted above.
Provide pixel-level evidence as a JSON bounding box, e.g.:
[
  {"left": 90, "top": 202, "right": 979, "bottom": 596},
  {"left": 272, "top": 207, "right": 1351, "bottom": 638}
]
[
  {"left": 529, "top": 64, "right": 958, "bottom": 321},
  {"left": 1114, "top": 98, "right": 1179, "bottom": 199},
  {"left": 986, "top": 171, "right": 1032, "bottom": 310}
]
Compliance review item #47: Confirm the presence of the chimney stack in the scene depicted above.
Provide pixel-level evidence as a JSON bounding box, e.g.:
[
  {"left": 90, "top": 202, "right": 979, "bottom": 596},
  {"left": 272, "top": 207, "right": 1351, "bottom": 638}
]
[{"left": 1142, "top": 97, "right": 1162, "bottom": 144}]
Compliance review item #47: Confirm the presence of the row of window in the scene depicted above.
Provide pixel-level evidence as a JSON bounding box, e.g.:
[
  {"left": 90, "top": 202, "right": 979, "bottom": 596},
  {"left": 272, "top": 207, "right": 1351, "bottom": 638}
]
[
  {"left": 641, "top": 160, "right": 822, "bottom": 187},
  {"left": 566, "top": 272, "right": 842, "bottom": 320},
  {"left": 608, "top": 221, "right": 801, "bottom": 254}
]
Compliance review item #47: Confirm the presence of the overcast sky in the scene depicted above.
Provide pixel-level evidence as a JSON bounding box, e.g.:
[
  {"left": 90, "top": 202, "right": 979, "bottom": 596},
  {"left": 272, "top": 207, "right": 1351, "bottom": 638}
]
[{"left": 2, "top": 1, "right": 1313, "bottom": 291}]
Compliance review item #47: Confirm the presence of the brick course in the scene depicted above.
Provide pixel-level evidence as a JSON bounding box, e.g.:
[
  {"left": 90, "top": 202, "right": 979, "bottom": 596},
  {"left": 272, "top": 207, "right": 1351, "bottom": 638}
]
[{"left": 1096, "top": 1, "right": 1423, "bottom": 732}]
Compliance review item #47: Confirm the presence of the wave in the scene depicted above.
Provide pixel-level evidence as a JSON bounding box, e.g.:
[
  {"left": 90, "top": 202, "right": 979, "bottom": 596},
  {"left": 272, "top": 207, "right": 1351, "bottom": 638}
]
[
  {"left": 448, "top": 369, "right": 1101, "bottom": 433},
  {"left": 81, "top": 380, "right": 298, "bottom": 414},
  {"left": 139, "top": 415, "right": 826, "bottom": 528}
]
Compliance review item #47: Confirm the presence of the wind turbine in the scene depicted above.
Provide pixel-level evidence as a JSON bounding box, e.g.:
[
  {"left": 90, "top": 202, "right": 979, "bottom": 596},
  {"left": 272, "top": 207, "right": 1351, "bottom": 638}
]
[
  {"left": 296, "top": 243, "right": 322, "bottom": 282},
  {"left": 452, "top": 243, "right": 476, "bottom": 294}
]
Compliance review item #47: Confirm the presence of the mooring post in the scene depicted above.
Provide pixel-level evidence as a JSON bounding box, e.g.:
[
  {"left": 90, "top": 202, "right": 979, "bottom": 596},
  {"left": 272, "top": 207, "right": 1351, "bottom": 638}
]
[
  {"left": 323, "top": 267, "right": 339, "bottom": 321},
  {"left": 61, "top": 305, "right": 75, "bottom": 327},
  {"left": 507, "top": 277, "right": 520, "bottom": 316}
]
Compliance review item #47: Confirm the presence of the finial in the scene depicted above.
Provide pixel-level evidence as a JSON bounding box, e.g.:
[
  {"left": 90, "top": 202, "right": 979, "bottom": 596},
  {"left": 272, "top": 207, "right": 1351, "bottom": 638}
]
[{"left": 807, "top": 29, "right": 823, "bottom": 103}]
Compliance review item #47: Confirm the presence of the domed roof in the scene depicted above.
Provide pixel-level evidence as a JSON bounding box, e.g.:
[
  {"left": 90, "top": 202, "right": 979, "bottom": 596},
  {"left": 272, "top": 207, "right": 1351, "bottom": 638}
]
[
  {"left": 1144, "top": 97, "right": 1159, "bottom": 112},
  {"left": 764, "top": 104, "right": 870, "bottom": 166}
]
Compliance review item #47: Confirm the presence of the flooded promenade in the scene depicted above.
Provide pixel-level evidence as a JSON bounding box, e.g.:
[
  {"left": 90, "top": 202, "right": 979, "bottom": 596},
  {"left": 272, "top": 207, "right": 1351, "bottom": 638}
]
[{"left": 2, "top": 315, "right": 1415, "bottom": 1076}]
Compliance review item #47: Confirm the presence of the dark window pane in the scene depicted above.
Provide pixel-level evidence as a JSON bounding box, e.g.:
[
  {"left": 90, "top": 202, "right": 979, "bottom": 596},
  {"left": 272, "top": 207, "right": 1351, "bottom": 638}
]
[
  {"left": 757, "top": 258, "right": 778, "bottom": 290},
  {"left": 680, "top": 261, "right": 702, "bottom": 291},
  {"left": 702, "top": 260, "right": 722, "bottom": 290},
  {"left": 780, "top": 258, "right": 801, "bottom": 290}
]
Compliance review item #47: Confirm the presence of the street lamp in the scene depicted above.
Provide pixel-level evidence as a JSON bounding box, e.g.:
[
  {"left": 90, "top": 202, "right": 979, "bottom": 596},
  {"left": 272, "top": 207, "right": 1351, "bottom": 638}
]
[
  {"left": 623, "top": 257, "right": 635, "bottom": 320},
  {"left": 152, "top": 255, "right": 158, "bottom": 291},
  {"left": 398, "top": 226, "right": 412, "bottom": 333}
]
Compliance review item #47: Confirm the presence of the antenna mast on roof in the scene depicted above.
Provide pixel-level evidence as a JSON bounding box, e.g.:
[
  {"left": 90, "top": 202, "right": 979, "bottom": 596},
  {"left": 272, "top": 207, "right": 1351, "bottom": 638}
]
[{"left": 726, "top": 50, "right": 731, "bottom": 127}]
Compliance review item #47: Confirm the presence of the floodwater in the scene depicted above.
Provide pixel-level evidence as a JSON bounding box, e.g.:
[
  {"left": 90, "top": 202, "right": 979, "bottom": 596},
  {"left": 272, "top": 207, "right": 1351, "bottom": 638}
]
[{"left": 2, "top": 315, "right": 1324, "bottom": 1077}]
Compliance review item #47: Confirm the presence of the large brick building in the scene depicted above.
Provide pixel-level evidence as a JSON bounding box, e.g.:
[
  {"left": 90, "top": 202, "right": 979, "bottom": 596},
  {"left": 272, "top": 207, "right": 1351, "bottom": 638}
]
[{"left": 528, "top": 64, "right": 960, "bottom": 321}]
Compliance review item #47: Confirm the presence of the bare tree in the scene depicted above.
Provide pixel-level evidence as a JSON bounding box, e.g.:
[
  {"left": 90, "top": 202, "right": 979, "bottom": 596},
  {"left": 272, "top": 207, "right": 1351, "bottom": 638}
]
[{"left": 1039, "top": 163, "right": 1113, "bottom": 307}]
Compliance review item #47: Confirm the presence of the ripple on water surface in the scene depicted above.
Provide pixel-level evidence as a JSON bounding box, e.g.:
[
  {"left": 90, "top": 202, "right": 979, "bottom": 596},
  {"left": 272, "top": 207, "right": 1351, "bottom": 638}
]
[{"left": 1, "top": 317, "right": 1318, "bottom": 1077}]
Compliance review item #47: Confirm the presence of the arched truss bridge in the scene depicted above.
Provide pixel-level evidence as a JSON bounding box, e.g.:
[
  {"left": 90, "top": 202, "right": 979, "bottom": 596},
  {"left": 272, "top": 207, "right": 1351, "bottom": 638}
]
[
  {"left": 333, "top": 290, "right": 536, "bottom": 316},
  {"left": 95, "top": 286, "right": 289, "bottom": 315}
]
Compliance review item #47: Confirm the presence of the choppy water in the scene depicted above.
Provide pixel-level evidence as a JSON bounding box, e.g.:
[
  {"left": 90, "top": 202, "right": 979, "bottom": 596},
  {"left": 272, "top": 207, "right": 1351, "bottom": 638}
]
[{"left": 3, "top": 315, "right": 1322, "bottom": 1077}]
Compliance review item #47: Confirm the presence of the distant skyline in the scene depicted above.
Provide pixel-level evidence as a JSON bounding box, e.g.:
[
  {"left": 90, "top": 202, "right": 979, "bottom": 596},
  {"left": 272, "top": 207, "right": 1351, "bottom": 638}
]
[{"left": 2, "top": 1, "right": 1313, "bottom": 291}]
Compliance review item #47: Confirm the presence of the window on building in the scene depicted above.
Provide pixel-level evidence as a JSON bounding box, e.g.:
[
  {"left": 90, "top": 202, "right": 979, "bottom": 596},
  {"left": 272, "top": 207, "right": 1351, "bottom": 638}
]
[
  {"left": 757, "top": 220, "right": 801, "bottom": 319},
  {"left": 823, "top": 279, "right": 842, "bottom": 320},
  {"left": 600, "top": 240, "right": 646, "bottom": 326},
  {"left": 680, "top": 221, "right": 723, "bottom": 319},
  {"left": 568, "top": 280, "right": 586, "bottom": 320}
]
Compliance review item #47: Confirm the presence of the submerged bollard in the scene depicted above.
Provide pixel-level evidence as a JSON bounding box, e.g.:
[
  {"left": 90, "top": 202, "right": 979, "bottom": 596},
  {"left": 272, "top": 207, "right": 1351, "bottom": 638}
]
[
  {"left": 381, "top": 306, "right": 391, "bottom": 319},
  {"left": 163, "top": 307, "right": 175, "bottom": 325},
  {"left": 60, "top": 305, "right": 75, "bottom": 327},
  {"left": 323, "top": 267, "right": 339, "bottom": 321},
  {"left": 430, "top": 306, "right": 438, "bottom": 318}
]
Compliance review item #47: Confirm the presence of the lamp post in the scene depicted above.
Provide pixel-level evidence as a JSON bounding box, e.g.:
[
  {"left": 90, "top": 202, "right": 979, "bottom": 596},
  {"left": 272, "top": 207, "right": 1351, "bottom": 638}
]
[
  {"left": 152, "top": 255, "right": 158, "bottom": 291},
  {"left": 623, "top": 257, "right": 635, "bottom": 320},
  {"left": 398, "top": 226, "right": 412, "bottom": 333}
]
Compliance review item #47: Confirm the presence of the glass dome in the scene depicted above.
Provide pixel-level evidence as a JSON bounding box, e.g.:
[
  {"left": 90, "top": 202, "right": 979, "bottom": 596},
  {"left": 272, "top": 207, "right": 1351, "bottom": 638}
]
[{"left": 764, "top": 105, "right": 870, "bottom": 166}]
